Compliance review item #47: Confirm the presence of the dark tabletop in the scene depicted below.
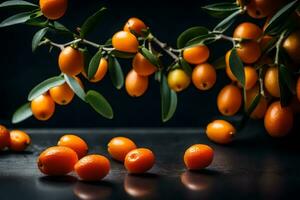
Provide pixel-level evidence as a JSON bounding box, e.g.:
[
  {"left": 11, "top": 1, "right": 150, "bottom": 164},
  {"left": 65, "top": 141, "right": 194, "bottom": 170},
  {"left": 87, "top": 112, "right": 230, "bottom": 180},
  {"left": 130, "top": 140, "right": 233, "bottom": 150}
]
[{"left": 1, "top": 124, "right": 300, "bottom": 200}]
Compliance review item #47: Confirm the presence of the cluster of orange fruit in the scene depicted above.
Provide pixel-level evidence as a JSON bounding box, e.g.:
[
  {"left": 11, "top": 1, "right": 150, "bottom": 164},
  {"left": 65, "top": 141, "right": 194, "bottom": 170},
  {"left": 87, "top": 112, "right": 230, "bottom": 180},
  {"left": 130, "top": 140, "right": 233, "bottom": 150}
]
[
  {"left": 38, "top": 135, "right": 214, "bottom": 180},
  {"left": 0, "top": 125, "right": 31, "bottom": 152}
]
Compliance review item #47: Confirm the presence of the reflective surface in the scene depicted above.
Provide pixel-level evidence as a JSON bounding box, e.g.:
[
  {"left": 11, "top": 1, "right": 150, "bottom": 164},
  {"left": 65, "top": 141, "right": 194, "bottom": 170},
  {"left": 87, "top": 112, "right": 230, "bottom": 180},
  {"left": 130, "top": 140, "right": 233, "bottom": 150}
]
[{"left": 1, "top": 126, "right": 300, "bottom": 200}]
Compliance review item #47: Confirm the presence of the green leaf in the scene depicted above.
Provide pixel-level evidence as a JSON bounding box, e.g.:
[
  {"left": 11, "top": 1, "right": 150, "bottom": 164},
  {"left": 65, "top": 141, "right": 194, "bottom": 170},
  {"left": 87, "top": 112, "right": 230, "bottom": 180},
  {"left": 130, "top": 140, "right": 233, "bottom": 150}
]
[
  {"left": 32, "top": 27, "right": 48, "bottom": 52},
  {"left": 179, "top": 58, "right": 192, "bottom": 76},
  {"left": 85, "top": 90, "right": 113, "bottom": 119},
  {"left": 213, "top": 9, "right": 241, "bottom": 32},
  {"left": 52, "top": 21, "right": 70, "bottom": 33},
  {"left": 212, "top": 55, "right": 226, "bottom": 70},
  {"left": 279, "top": 64, "right": 295, "bottom": 93},
  {"left": 110, "top": 50, "right": 135, "bottom": 59},
  {"left": 27, "top": 76, "right": 65, "bottom": 101},
  {"left": 104, "top": 38, "right": 112, "bottom": 46},
  {"left": 160, "top": 75, "right": 177, "bottom": 122},
  {"left": 229, "top": 48, "right": 245, "bottom": 87},
  {"left": 80, "top": 7, "right": 107, "bottom": 38},
  {"left": 264, "top": 0, "right": 299, "bottom": 35},
  {"left": 108, "top": 55, "right": 124, "bottom": 89},
  {"left": 177, "top": 26, "right": 209, "bottom": 49},
  {"left": 88, "top": 50, "right": 102, "bottom": 79},
  {"left": 25, "top": 17, "right": 48, "bottom": 27},
  {"left": 202, "top": 2, "right": 240, "bottom": 18},
  {"left": 246, "top": 92, "right": 261, "bottom": 116},
  {"left": 185, "top": 33, "right": 217, "bottom": 48},
  {"left": 64, "top": 74, "right": 86, "bottom": 101},
  {"left": 81, "top": 48, "right": 91, "bottom": 75},
  {"left": 0, "top": 0, "right": 38, "bottom": 9},
  {"left": 278, "top": 65, "right": 293, "bottom": 106},
  {"left": 12, "top": 102, "right": 32, "bottom": 124},
  {"left": 0, "top": 11, "right": 32, "bottom": 28},
  {"left": 140, "top": 47, "right": 159, "bottom": 67}
]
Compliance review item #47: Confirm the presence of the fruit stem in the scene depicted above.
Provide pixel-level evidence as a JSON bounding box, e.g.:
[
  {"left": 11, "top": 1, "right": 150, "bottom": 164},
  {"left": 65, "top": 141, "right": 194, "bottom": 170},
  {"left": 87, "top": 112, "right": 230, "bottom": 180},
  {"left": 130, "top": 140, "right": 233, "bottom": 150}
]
[
  {"left": 149, "top": 34, "right": 179, "bottom": 60},
  {"left": 275, "top": 30, "right": 287, "bottom": 65},
  {"left": 217, "top": 34, "right": 238, "bottom": 46}
]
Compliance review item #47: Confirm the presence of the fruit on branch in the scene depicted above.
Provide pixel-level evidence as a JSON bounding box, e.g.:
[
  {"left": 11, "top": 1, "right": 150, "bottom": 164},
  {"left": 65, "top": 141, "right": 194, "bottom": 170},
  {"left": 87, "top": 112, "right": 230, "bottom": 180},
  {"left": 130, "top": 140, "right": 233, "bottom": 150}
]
[
  {"left": 245, "top": 85, "right": 268, "bottom": 119},
  {"left": 58, "top": 134, "right": 88, "bottom": 159},
  {"left": 125, "top": 69, "right": 149, "bottom": 97},
  {"left": 225, "top": 50, "right": 237, "bottom": 82},
  {"left": 58, "top": 46, "right": 84, "bottom": 76},
  {"left": 132, "top": 53, "right": 157, "bottom": 76},
  {"left": 283, "top": 30, "right": 300, "bottom": 64},
  {"left": 31, "top": 93, "right": 55, "bottom": 121},
  {"left": 259, "top": 35, "right": 274, "bottom": 50},
  {"left": 192, "top": 63, "right": 216, "bottom": 90},
  {"left": 9, "top": 130, "right": 31, "bottom": 152},
  {"left": 244, "top": 66, "right": 258, "bottom": 90},
  {"left": 49, "top": 82, "right": 74, "bottom": 105},
  {"left": 123, "top": 17, "right": 147, "bottom": 36},
  {"left": 246, "top": 0, "right": 284, "bottom": 19},
  {"left": 107, "top": 137, "right": 137, "bottom": 162},
  {"left": 264, "top": 101, "right": 294, "bottom": 137},
  {"left": 39, "top": 0, "right": 68, "bottom": 20},
  {"left": 112, "top": 31, "right": 139, "bottom": 53},
  {"left": 124, "top": 148, "right": 155, "bottom": 174},
  {"left": 217, "top": 84, "right": 242, "bottom": 116},
  {"left": 236, "top": 41, "right": 261, "bottom": 64},
  {"left": 82, "top": 58, "right": 108, "bottom": 82},
  {"left": 233, "top": 22, "right": 262, "bottom": 40},
  {"left": 167, "top": 69, "right": 191, "bottom": 92},
  {"left": 183, "top": 144, "right": 214, "bottom": 170},
  {"left": 264, "top": 66, "right": 280, "bottom": 98},
  {"left": 183, "top": 45, "right": 210, "bottom": 65},
  {"left": 0, "top": 125, "right": 10, "bottom": 150},
  {"left": 206, "top": 120, "right": 236, "bottom": 144}
]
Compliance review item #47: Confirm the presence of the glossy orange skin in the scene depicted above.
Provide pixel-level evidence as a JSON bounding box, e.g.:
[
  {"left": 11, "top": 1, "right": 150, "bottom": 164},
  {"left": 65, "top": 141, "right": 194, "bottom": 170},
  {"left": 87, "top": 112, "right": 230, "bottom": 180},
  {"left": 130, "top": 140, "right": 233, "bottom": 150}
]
[
  {"left": 37, "top": 146, "right": 78, "bottom": 176},
  {"left": 58, "top": 46, "right": 84, "bottom": 76},
  {"left": 206, "top": 120, "right": 236, "bottom": 144},
  {"left": 264, "top": 101, "right": 294, "bottom": 137},
  {"left": 75, "top": 154, "right": 110, "bottom": 181},
  {"left": 82, "top": 58, "right": 108, "bottom": 82},
  {"left": 183, "top": 45, "right": 210, "bottom": 65},
  {"left": 112, "top": 31, "right": 139, "bottom": 53},
  {"left": 246, "top": 0, "right": 283, "bottom": 19},
  {"left": 167, "top": 69, "right": 191, "bottom": 92},
  {"left": 233, "top": 22, "right": 262, "bottom": 40},
  {"left": 297, "top": 77, "right": 300, "bottom": 101},
  {"left": 0, "top": 125, "right": 10, "bottom": 150},
  {"left": 245, "top": 85, "right": 268, "bottom": 119},
  {"left": 49, "top": 83, "right": 74, "bottom": 105},
  {"left": 107, "top": 137, "right": 137, "bottom": 162},
  {"left": 39, "top": 0, "right": 67, "bottom": 20},
  {"left": 237, "top": 41, "right": 261, "bottom": 64},
  {"left": 132, "top": 53, "right": 157, "bottom": 76},
  {"left": 9, "top": 130, "right": 31, "bottom": 152},
  {"left": 57, "top": 134, "right": 88, "bottom": 159},
  {"left": 264, "top": 67, "right": 280, "bottom": 97},
  {"left": 123, "top": 17, "right": 147, "bottom": 35},
  {"left": 225, "top": 50, "right": 237, "bottom": 81},
  {"left": 217, "top": 84, "right": 242, "bottom": 116},
  {"left": 192, "top": 63, "right": 216, "bottom": 90},
  {"left": 260, "top": 35, "right": 273, "bottom": 50},
  {"left": 31, "top": 94, "right": 55, "bottom": 121},
  {"left": 244, "top": 66, "right": 258, "bottom": 90},
  {"left": 283, "top": 30, "right": 300, "bottom": 64},
  {"left": 124, "top": 148, "right": 155, "bottom": 174},
  {"left": 125, "top": 69, "right": 149, "bottom": 97},
  {"left": 183, "top": 144, "right": 214, "bottom": 170}
]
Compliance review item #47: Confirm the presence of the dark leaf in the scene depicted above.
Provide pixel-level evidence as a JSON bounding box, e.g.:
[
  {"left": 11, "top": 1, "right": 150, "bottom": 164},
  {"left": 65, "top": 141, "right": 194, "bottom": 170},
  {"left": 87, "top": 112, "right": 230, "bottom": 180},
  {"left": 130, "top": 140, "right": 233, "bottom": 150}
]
[
  {"left": 278, "top": 65, "right": 293, "bottom": 106},
  {"left": 279, "top": 64, "right": 295, "bottom": 93},
  {"left": 185, "top": 33, "right": 217, "bottom": 48},
  {"left": 85, "top": 90, "right": 113, "bottom": 119},
  {"left": 32, "top": 27, "right": 48, "bottom": 52},
  {"left": 0, "top": 11, "right": 32, "bottom": 27},
  {"left": 177, "top": 26, "right": 209, "bottom": 48},
  {"left": 140, "top": 47, "right": 159, "bottom": 67},
  {"left": 246, "top": 92, "right": 261, "bottom": 116},
  {"left": 108, "top": 55, "right": 124, "bottom": 89},
  {"left": 212, "top": 55, "right": 226, "bottom": 70},
  {"left": 52, "top": 21, "right": 70, "bottom": 33},
  {"left": 11, "top": 102, "right": 32, "bottom": 124},
  {"left": 88, "top": 50, "right": 102, "bottom": 79},
  {"left": 161, "top": 75, "right": 177, "bottom": 122},
  {"left": 0, "top": 0, "right": 37, "bottom": 9},
  {"left": 229, "top": 48, "right": 245, "bottom": 87},
  {"left": 25, "top": 16, "right": 48, "bottom": 27},
  {"left": 64, "top": 74, "right": 86, "bottom": 101},
  {"left": 179, "top": 58, "right": 192, "bottom": 76},
  {"left": 81, "top": 48, "right": 91, "bottom": 75},
  {"left": 202, "top": 2, "right": 240, "bottom": 18},
  {"left": 213, "top": 9, "right": 241, "bottom": 32},
  {"left": 110, "top": 50, "right": 135, "bottom": 59}
]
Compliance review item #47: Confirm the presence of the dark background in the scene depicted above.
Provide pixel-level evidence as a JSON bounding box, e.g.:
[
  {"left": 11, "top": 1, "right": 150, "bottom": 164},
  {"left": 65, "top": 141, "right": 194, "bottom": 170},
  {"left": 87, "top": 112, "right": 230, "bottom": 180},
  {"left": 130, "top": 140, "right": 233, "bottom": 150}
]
[{"left": 0, "top": 0, "right": 260, "bottom": 128}]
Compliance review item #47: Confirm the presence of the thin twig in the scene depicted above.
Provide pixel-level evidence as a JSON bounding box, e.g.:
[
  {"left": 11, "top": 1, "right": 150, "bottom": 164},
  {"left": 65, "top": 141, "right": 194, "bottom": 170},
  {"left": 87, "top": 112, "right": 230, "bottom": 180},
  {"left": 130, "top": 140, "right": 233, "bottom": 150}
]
[{"left": 151, "top": 36, "right": 179, "bottom": 60}]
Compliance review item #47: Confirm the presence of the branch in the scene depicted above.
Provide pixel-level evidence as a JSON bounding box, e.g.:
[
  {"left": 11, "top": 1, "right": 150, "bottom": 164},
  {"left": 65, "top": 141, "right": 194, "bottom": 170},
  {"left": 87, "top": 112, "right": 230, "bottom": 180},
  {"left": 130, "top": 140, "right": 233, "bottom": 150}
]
[{"left": 150, "top": 35, "right": 179, "bottom": 60}]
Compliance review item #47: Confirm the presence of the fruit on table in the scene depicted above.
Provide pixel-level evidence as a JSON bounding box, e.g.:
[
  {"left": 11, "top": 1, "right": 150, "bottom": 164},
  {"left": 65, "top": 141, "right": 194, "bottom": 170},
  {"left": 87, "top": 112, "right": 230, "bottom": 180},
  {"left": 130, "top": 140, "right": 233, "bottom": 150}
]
[
  {"left": 9, "top": 130, "right": 31, "bottom": 152},
  {"left": 108, "top": 137, "right": 137, "bottom": 162},
  {"left": 57, "top": 134, "right": 88, "bottom": 159},
  {"left": 124, "top": 148, "right": 155, "bottom": 174},
  {"left": 0, "top": 125, "right": 10, "bottom": 150},
  {"left": 183, "top": 144, "right": 214, "bottom": 170},
  {"left": 206, "top": 120, "right": 236, "bottom": 144}
]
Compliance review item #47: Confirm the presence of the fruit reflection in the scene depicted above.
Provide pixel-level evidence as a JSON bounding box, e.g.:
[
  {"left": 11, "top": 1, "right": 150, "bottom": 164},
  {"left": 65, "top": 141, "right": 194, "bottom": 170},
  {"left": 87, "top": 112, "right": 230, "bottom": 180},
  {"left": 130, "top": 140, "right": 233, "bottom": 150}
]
[
  {"left": 73, "top": 181, "right": 113, "bottom": 200},
  {"left": 181, "top": 171, "right": 212, "bottom": 191},
  {"left": 124, "top": 174, "right": 158, "bottom": 198}
]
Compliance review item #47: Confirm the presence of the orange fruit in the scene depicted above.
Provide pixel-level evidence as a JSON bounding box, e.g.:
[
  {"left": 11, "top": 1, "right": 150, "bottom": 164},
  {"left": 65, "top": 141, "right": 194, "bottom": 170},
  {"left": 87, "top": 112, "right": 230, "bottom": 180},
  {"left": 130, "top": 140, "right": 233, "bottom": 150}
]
[
  {"left": 38, "top": 146, "right": 78, "bottom": 175},
  {"left": 57, "top": 134, "right": 88, "bottom": 159},
  {"left": 49, "top": 83, "right": 74, "bottom": 105},
  {"left": 264, "top": 101, "right": 294, "bottom": 137},
  {"left": 31, "top": 93, "right": 55, "bottom": 121},
  {"left": 297, "top": 77, "right": 300, "bottom": 101},
  {"left": 283, "top": 30, "right": 300, "bottom": 64},
  {"left": 192, "top": 63, "right": 216, "bottom": 90},
  {"left": 124, "top": 148, "right": 155, "bottom": 174},
  {"left": 246, "top": 0, "right": 283, "bottom": 19},
  {"left": 245, "top": 85, "right": 268, "bottom": 119},
  {"left": 74, "top": 154, "right": 110, "bottom": 181},
  {"left": 107, "top": 137, "right": 137, "bottom": 162},
  {"left": 125, "top": 69, "right": 149, "bottom": 97},
  {"left": 225, "top": 50, "right": 237, "bottom": 82},
  {"left": 183, "top": 144, "right": 214, "bottom": 170},
  {"left": 9, "top": 130, "right": 31, "bottom": 152},
  {"left": 237, "top": 41, "right": 261, "bottom": 64},
  {"left": 39, "top": 0, "right": 67, "bottom": 20},
  {"left": 112, "top": 31, "right": 139, "bottom": 53},
  {"left": 82, "top": 58, "right": 108, "bottom": 82},
  {"left": 167, "top": 69, "right": 191, "bottom": 92},
  {"left": 264, "top": 66, "right": 280, "bottom": 97},
  {"left": 0, "top": 125, "right": 10, "bottom": 150},
  {"left": 217, "top": 84, "right": 242, "bottom": 116},
  {"left": 233, "top": 22, "right": 262, "bottom": 40},
  {"left": 260, "top": 35, "right": 273, "bottom": 50},
  {"left": 183, "top": 45, "right": 210, "bottom": 65},
  {"left": 123, "top": 17, "right": 147, "bottom": 35},
  {"left": 206, "top": 120, "right": 236, "bottom": 144},
  {"left": 58, "top": 46, "right": 84, "bottom": 76},
  {"left": 132, "top": 53, "right": 157, "bottom": 76}
]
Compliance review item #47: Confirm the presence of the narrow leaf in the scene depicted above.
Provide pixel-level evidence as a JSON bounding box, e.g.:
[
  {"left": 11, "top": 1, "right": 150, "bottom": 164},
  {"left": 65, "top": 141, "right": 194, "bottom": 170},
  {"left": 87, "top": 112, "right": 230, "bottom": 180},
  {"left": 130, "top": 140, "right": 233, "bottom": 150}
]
[
  {"left": 12, "top": 102, "right": 32, "bottom": 124},
  {"left": 32, "top": 27, "right": 48, "bottom": 52},
  {"left": 108, "top": 55, "right": 124, "bottom": 89},
  {"left": 88, "top": 50, "right": 102, "bottom": 79},
  {"left": 160, "top": 75, "right": 177, "bottom": 122},
  {"left": 81, "top": 48, "right": 91, "bottom": 75},
  {"left": 0, "top": 11, "right": 32, "bottom": 28},
  {"left": 185, "top": 33, "right": 217, "bottom": 48},
  {"left": 52, "top": 21, "right": 70, "bottom": 33},
  {"left": 180, "top": 58, "right": 192, "bottom": 76},
  {"left": 64, "top": 74, "right": 86, "bottom": 101},
  {"left": 229, "top": 48, "right": 245, "bottom": 87},
  {"left": 279, "top": 64, "right": 295, "bottom": 93},
  {"left": 213, "top": 9, "right": 241, "bottom": 32},
  {"left": 212, "top": 55, "right": 226, "bottom": 70},
  {"left": 246, "top": 93, "right": 261, "bottom": 116},
  {"left": 28, "top": 76, "right": 65, "bottom": 101},
  {"left": 177, "top": 26, "right": 209, "bottom": 48},
  {"left": 278, "top": 65, "right": 293, "bottom": 106},
  {"left": 85, "top": 90, "right": 113, "bottom": 119},
  {"left": 0, "top": 0, "right": 38, "bottom": 8},
  {"left": 202, "top": 2, "right": 240, "bottom": 18},
  {"left": 140, "top": 47, "right": 159, "bottom": 67},
  {"left": 110, "top": 50, "right": 135, "bottom": 59}
]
